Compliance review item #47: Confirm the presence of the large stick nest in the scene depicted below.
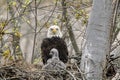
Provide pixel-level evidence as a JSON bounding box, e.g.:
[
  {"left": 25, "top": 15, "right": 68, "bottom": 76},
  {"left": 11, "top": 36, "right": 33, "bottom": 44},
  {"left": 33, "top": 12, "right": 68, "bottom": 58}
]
[{"left": 0, "top": 61, "right": 81, "bottom": 80}]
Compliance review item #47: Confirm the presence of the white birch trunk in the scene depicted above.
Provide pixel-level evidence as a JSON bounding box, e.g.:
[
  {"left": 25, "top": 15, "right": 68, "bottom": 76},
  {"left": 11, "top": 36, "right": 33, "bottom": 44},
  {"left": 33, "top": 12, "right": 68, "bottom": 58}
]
[{"left": 80, "top": 0, "right": 113, "bottom": 80}]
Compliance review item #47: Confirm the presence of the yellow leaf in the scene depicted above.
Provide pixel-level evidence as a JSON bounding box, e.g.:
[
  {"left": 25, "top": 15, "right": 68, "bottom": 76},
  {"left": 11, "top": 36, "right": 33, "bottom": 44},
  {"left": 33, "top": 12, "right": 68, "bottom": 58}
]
[
  {"left": 33, "top": 58, "right": 42, "bottom": 64},
  {"left": 25, "top": 0, "right": 31, "bottom": 5},
  {"left": 4, "top": 30, "right": 9, "bottom": 33},
  {"left": 45, "top": 22, "right": 50, "bottom": 28},
  {"left": 16, "top": 46, "right": 19, "bottom": 49},
  {"left": 4, "top": 45, "right": 9, "bottom": 48},
  {"left": 27, "top": 20, "right": 30, "bottom": 24},
  {"left": 0, "top": 22, "right": 6, "bottom": 29},
  {"left": 12, "top": 1, "right": 17, "bottom": 6},
  {"left": 9, "top": 56, "right": 14, "bottom": 60},
  {"left": 53, "top": 19, "right": 58, "bottom": 25},
  {"left": 22, "top": 5, "right": 26, "bottom": 8},
  {"left": 14, "top": 32, "right": 22, "bottom": 37},
  {"left": 2, "top": 49, "right": 10, "bottom": 58},
  {"left": 75, "top": 13, "right": 81, "bottom": 19}
]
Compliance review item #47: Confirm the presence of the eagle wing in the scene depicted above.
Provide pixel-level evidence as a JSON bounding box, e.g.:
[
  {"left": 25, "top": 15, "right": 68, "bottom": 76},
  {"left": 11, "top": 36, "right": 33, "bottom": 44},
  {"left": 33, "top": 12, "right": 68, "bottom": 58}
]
[{"left": 41, "top": 37, "right": 68, "bottom": 64}]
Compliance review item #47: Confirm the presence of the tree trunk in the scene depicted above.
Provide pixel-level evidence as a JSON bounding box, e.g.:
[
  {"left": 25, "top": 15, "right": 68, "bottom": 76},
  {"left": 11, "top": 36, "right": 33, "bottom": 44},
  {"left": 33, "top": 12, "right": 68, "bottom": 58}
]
[{"left": 80, "top": 0, "right": 113, "bottom": 80}]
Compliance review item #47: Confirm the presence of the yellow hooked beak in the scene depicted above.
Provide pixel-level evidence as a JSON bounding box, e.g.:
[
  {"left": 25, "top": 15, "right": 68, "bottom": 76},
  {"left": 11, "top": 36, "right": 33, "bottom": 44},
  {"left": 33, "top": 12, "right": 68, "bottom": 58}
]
[{"left": 52, "top": 29, "right": 57, "bottom": 34}]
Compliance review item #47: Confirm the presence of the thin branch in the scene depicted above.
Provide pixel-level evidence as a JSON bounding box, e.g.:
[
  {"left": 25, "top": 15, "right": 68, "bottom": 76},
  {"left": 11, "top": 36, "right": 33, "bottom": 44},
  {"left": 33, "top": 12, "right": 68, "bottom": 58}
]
[
  {"left": 37, "top": 1, "right": 58, "bottom": 34},
  {"left": 75, "top": 63, "right": 87, "bottom": 80},
  {"left": 111, "top": 0, "right": 120, "bottom": 43},
  {"left": 111, "top": 39, "right": 120, "bottom": 52},
  {"left": 110, "top": 55, "right": 120, "bottom": 62},
  {"left": 32, "top": 0, "right": 38, "bottom": 63}
]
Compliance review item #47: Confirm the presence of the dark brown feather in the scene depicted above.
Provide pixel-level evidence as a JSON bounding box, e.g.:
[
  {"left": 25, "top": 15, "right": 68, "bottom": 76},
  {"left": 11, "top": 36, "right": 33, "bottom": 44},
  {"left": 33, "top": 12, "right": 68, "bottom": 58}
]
[{"left": 41, "top": 37, "right": 68, "bottom": 64}]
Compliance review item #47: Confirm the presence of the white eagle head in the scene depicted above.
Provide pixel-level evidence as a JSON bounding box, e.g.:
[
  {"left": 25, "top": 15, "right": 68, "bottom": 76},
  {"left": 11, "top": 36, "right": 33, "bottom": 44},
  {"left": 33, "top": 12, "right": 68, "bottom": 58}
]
[{"left": 47, "top": 25, "right": 62, "bottom": 38}]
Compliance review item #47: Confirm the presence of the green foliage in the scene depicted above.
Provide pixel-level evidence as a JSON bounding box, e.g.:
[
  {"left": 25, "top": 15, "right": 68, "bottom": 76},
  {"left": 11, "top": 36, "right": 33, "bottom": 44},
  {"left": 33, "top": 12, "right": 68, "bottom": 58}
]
[
  {"left": 33, "top": 57, "right": 42, "bottom": 64},
  {"left": 22, "top": 0, "right": 31, "bottom": 8},
  {"left": 53, "top": 19, "right": 58, "bottom": 25},
  {"left": 13, "top": 28, "right": 22, "bottom": 38},
  {"left": 2, "top": 49, "right": 14, "bottom": 60},
  {"left": 65, "top": 0, "right": 89, "bottom": 26},
  {"left": 10, "top": 1, "right": 17, "bottom": 6},
  {"left": 75, "top": 9, "right": 88, "bottom": 25},
  {"left": 0, "top": 21, "right": 7, "bottom": 40},
  {"left": 25, "top": 0, "right": 31, "bottom": 5}
]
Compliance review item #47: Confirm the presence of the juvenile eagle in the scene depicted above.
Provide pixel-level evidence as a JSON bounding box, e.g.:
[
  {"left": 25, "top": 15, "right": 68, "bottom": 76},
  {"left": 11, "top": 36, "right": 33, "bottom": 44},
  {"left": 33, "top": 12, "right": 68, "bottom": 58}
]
[
  {"left": 41, "top": 25, "right": 68, "bottom": 64},
  {"left": 42, "top": 48, "right": 66, "bottom": 70}
]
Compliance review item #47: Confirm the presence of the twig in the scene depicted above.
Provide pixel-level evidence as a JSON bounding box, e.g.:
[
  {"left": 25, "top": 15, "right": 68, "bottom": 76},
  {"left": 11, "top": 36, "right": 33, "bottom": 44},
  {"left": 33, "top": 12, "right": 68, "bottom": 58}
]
[
  {"left": 75, "top": 63, "right": 86, "bottom": 80},
  {"left": 32, "top": 0, "right": 38, "bottom": 63},
  {"left": 110, "top": 55, "right": 120, "bottom": 62},
  {"left": 65, "top": 69, "right": 77, "bottom": 80},
  {"left": 37, "top": 0, "right": 58, "bottom": 34},
  {"left": 111, "top": 0, "right": 120, "bottom": 43},
  {"left": 112, "top": 72, "right": 120, "bottom": 80}
]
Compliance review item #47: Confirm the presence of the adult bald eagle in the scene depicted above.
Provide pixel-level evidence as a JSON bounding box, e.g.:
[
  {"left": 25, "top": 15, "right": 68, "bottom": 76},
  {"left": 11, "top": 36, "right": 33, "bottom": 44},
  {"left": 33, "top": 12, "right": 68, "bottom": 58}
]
[{"left": 41, "top": 25, "right": 68, "bottom": 64}]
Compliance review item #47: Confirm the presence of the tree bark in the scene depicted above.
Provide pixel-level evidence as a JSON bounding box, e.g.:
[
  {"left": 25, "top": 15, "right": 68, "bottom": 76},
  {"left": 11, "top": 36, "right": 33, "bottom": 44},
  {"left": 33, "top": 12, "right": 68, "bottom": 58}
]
[{"left": 80, "top": 0, "right": 113, "bottom": 80}]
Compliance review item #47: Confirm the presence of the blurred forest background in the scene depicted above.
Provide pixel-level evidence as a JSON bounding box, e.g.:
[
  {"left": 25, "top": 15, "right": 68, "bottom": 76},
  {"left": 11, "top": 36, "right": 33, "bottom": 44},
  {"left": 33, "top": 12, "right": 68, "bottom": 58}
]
[
  {"left": 0, "top": 0, "right": 120, "bottom": 80},
  {"left": 0, "top": 0, "right": 90, "bottom": 64}
]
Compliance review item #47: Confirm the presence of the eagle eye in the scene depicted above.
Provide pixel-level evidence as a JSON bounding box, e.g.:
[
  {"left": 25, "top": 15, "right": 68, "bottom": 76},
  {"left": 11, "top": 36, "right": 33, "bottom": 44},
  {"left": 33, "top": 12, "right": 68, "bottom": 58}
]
[
  {"left": 51, "top": 51, "right": 54, "bottom": 53},
  {"left": 50, "top": 28, "right": 53, "bottom": 31},
  {"left": 56, "top": 28, "right": 58, "bottom": 30}
]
